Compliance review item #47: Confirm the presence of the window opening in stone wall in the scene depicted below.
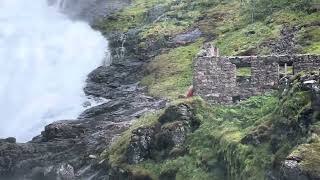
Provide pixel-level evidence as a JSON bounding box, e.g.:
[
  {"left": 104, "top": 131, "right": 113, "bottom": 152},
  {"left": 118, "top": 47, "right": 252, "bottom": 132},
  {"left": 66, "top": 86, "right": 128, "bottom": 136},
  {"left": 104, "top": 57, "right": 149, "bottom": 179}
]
[
  {"left": 279, "top": 63, "right": 294, "bottom": 78},
  {"left": 236, "top": 67, "right": 252, "bottom": 77}
]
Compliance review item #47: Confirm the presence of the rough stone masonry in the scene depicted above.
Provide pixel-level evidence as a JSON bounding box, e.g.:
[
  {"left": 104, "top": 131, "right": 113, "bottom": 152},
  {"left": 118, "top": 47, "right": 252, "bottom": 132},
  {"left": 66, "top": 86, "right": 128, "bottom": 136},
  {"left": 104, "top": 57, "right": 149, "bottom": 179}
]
[{"left": 193, "top": 54, "right": 320, "bottom": 104}]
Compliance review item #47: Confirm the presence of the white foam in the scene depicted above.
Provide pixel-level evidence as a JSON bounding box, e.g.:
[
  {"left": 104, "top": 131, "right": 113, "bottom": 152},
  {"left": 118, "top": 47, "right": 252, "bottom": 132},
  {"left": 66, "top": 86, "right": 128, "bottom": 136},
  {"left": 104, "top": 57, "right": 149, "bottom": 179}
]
[{"left": 0, "top": 0, "right": 109, "bottom": 142}]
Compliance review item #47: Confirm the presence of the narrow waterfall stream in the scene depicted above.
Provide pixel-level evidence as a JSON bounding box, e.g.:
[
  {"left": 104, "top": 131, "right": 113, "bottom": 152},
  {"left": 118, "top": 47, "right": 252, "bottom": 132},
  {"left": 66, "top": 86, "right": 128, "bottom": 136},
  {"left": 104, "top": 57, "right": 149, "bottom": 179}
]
[{"left": 0, "top": 0, "right": 109, "bottom": 142}]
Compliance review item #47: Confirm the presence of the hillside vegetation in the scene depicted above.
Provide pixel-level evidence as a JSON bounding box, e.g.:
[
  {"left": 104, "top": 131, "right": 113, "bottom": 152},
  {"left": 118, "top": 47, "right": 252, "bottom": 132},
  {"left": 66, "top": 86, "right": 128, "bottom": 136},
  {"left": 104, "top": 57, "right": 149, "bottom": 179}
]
[
  {"left": 94, "top": 0, "right": 320, "bottom": 179},
  {"left": 104, "top": 72, "right": 320, "bottom": 180},
  {"left": 96, "top": 0, "right": 319, "bottom": 100}
]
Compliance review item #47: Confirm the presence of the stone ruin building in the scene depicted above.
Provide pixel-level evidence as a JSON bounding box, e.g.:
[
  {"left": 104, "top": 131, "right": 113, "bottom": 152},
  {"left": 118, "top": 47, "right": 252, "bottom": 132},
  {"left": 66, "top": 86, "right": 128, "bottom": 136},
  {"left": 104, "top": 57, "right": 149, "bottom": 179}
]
[{"left": 193, "top": 47, "right": 320, "bottom": 104}]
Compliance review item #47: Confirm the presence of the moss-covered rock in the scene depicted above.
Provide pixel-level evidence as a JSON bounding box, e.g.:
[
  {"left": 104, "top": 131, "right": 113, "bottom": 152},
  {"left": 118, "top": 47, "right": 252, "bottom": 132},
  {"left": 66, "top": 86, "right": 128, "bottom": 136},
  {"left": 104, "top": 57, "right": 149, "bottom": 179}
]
[
  {"left": 283, "top": 142, "right": 320, "bottom": 180},
  {"left": 104, "top": 103, "right": 200, "bottom": 176}
]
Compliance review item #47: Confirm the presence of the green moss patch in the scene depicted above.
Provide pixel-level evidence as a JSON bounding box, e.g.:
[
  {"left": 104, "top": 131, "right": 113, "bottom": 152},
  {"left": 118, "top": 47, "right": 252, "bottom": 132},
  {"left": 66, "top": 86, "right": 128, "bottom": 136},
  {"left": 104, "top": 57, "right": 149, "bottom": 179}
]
[
  {"left": 237, "top": 67, "right": 252, "bottom": 76},
  {"left": 296, "top": 25, "right": 320, "bottom": 54},
  {"left": 213, "top": 22, "right": 280, "bottom": 56},
  {"left": 141, "top": 40, "right": 203, "bottom": 100},
  {"left": 290, "top": 142, "right": 320, "bottom": 178}
]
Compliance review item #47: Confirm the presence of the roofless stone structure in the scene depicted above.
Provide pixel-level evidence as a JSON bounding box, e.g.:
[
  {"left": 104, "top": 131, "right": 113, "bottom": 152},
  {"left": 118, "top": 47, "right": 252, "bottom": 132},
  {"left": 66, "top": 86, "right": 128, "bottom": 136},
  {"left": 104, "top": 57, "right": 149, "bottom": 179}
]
[{"left": 193, "top": 54, "right": 320, "bottom": 104}]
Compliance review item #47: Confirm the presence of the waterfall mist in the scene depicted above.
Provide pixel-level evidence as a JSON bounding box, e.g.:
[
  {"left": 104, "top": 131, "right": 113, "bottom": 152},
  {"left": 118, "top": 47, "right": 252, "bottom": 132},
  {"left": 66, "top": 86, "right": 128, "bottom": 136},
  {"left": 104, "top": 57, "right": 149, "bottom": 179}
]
[{"left": 0, "top": 0, "right": 109, "bottom": 142}]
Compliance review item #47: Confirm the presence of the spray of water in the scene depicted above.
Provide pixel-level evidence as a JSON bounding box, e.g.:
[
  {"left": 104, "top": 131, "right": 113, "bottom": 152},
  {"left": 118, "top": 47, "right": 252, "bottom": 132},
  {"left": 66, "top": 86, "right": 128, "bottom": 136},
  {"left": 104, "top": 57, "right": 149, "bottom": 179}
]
[{"left": 0, "top": 0, "right": 109, "bottom": 142}]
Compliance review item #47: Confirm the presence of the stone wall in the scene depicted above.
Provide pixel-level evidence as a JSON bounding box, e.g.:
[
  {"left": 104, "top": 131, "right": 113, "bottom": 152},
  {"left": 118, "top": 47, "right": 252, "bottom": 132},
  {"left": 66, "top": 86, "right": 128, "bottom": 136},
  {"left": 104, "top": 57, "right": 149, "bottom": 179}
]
[
  {"left": 293, "top": 55, "right": 320, "bottom": 73},
  {"left": 194, "top": 54, "right": 320, "bottom": 104},
  {"left": 194, "top": 57, "right": 237, "bottom": 104}
]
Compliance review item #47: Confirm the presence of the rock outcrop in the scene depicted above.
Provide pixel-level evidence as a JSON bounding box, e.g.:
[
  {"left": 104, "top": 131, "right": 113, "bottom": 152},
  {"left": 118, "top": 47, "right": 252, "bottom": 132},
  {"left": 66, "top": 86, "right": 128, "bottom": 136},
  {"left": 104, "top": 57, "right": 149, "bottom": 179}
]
[{"left": 126, "top": 103, "right": 200, "bottom": 164}]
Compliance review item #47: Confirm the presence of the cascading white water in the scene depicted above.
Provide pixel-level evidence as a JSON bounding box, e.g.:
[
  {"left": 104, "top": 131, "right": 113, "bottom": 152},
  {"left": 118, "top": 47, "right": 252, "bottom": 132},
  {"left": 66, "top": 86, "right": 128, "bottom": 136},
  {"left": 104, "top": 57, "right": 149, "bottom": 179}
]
[{"left": 0, "top": 0, "right": 109, "bottom": 142}]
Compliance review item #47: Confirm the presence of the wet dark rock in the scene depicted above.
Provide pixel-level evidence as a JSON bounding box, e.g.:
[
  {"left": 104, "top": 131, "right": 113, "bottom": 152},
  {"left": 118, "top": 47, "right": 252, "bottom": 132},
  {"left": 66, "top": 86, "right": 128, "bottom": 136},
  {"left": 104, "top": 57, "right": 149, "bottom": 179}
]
[{"left": 41, "top": 121, "right": 86, "bottom": 141}]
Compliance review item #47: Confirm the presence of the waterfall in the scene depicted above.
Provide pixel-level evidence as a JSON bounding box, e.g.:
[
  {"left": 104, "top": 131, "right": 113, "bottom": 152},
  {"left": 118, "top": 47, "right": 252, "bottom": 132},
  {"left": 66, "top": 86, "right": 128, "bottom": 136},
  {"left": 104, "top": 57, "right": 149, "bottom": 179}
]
[{"left": 0, "top": 0, "right": 109, "bottom": 142}]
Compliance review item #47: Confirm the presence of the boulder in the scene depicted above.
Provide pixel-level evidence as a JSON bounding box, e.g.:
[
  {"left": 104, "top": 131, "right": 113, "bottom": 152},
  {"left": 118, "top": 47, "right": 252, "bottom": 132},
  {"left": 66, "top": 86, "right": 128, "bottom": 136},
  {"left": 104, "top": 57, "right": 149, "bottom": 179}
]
[
  {"left": 172, "top": 29, "right": 202, "bottom": 45},
  {"left": 41, "top": 121, "right": 86, "bottom": 141}
]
